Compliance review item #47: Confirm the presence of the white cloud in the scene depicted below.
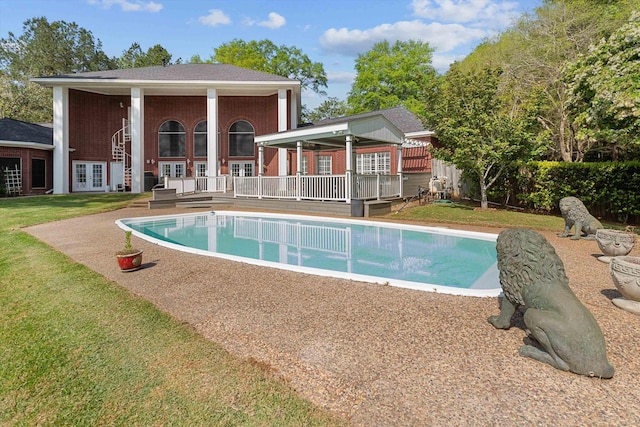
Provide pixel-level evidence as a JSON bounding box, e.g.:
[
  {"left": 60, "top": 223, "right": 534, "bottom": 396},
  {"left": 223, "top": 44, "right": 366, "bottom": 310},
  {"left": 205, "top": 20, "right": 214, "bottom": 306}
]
[
  {"left": 411, "top": 0, "right": 519, "bottom": 27},
  {"left": 198, "top": 9, "right": 231, "bottom": 27},
  {"left": 258, "top": 12, "right": 286, "bottom": 29},
  {"left": 87, "top": 0, "right": 163, "bottom": 12},
  {"left": 320, "top": 20, "right": 486, "bottom": 56},
  {"left": 327, "top": 70, "right": 356, "bottom": 85},
  {"left": 431, "top": 53, "right": 466, "bottom": 72}
]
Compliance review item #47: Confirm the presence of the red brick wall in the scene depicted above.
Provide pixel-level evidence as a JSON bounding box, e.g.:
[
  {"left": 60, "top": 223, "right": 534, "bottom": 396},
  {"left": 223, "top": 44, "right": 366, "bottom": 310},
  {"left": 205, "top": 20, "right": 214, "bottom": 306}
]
[
  {"left": 68, "top": 91, "right": 282, "bottom": 179},
  {"left": 0, "top": 147, "right": 53, "bottom": 194}
]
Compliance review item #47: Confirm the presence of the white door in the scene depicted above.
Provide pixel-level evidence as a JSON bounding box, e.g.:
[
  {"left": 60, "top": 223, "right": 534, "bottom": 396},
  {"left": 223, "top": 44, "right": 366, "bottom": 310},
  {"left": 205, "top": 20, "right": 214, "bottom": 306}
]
[
  {"left": 229, "top": 161, "right": 254, "bottom": 177},
  {"left": 73, "top": 161, "right": 106, "bottom": 192},
  {"left": 158, "top": 161, "right": 186, "bottom": 179},
  {"left": 110, "top": 162, "right": 124, "bottom": 191}
]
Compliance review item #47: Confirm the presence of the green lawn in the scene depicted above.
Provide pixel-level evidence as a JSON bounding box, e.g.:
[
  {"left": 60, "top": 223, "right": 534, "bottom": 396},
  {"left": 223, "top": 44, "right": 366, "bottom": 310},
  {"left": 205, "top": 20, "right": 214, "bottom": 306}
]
[
  {"left": 0, "top": 194, "right": 347, "bottom": 426},
  {"left": 390, "top": 201, "right": 566, "bottom": 231}
]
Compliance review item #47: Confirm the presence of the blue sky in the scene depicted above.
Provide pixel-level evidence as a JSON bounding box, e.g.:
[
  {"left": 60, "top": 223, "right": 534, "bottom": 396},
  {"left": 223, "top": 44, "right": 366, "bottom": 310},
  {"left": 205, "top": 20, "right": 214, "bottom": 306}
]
[{"left": 0, "top": 0, "right": 542, "bottom": 109}]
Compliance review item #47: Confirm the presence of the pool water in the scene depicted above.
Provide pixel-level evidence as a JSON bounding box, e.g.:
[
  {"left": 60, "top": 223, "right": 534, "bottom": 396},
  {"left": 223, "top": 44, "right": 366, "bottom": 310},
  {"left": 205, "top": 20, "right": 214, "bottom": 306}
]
[{"left": 117, "top": 211, "right": 501, "bottom": 297}]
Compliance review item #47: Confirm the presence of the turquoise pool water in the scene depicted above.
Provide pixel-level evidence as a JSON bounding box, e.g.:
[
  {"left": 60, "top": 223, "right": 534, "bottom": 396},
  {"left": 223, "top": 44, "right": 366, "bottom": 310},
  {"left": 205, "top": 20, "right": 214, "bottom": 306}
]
[{"left": 117, "top": 211, "right": 501, "bottom": 297}]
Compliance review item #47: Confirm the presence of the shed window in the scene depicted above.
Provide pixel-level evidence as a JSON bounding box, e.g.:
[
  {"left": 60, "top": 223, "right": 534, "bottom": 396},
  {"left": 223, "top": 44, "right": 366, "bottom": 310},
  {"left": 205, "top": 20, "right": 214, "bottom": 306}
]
[{"left": 32, "top": 158, "right": 46, "bottom": 188}]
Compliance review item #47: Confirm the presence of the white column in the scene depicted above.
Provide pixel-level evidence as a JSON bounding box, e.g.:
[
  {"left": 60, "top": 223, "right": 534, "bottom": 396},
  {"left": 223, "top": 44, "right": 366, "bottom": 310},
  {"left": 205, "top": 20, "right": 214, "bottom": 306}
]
[
  {"left": 207, "top": 88, "right": 218, "bottom": 177},
  {"left": 277, "top": 89, "right": 288, "bottom": 175},
  {"left": 397, "top": 144, "right": 403, "bottom": 197},
  {"left": 345, "top": 134, "right": 353, "bottom": 173},
  {"left": 296, "top": 140, "right": 302, "bottom": 201},
  {"left": 258, "top": 143, "right": 264, "bottom": 176},
  {"left": 345, "top": 134, "right": 353, "bottom": 203},
  {"left": 52, "top": 86, "right": 69, "bottom": 194},
  {"left": 130, "top": 87, "right": 145, "bottom": 193},
  {"left": 296, "top": 141, "right": 302, "bottom": 174}
]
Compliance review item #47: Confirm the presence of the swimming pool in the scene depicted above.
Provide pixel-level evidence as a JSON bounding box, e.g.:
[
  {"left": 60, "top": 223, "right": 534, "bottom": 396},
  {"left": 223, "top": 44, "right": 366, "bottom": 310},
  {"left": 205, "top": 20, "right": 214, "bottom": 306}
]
[{"left": 117, "top": 211, "right": 501, "bottom": 297}]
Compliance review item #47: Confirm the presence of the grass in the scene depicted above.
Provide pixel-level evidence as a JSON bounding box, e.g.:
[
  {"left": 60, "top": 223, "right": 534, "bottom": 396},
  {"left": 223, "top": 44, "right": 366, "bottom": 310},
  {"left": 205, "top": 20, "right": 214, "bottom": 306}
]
[
  {"left": 0, "top": 194, "right": 347, "bottom": 426},
  {"left": 390, "top": 201, "right": 566, "bottom": 231}
]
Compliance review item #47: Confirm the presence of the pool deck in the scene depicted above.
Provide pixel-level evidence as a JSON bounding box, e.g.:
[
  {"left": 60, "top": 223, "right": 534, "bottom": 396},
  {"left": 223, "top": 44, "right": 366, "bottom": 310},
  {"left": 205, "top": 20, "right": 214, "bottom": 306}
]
[{"left": 25, "top": 206, "right": 640, "bottom": 426}]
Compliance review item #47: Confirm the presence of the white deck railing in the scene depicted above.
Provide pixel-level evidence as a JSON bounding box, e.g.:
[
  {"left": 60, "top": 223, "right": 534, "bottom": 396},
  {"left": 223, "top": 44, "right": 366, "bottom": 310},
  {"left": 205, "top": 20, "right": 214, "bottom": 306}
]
[
  {"left": 165, "top": 176, "right": 227, "bottom": 195},
  {"left": 165, "top": 173, "right": 400, "bottom": 202},
  {"left": 234, "top": 174, "right": 400, "bottom": 202}
]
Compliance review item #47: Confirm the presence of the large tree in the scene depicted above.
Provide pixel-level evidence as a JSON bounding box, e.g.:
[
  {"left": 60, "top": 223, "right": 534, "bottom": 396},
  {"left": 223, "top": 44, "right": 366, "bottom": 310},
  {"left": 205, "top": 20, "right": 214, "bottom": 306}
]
[
  {"left": 117, "top": 43, "right": 176, "bottom": 68},
  {"left": 457, "top": 0, "right": 638, "bottom": 161},
  {"left": 0, "top": 17, "right": 115, "bottom": 121},
  {"left": 348, "top": 40, "right": 437, "bottom": 115},
  {"left": 212, "top": 39, "right": 327, "bottom": 95},
  {"left": 564, "top": 13, "right": 640, "bottom": 160},
  {"left": 427, "top": 67, "right": 537, "bottom": 209}
]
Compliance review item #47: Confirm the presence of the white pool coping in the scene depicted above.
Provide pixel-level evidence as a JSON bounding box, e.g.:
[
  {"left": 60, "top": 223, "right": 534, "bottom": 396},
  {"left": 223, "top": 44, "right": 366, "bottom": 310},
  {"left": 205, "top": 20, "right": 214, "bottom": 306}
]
[{"left": 116, "top": 211, "right": 502, "bottom": 298}]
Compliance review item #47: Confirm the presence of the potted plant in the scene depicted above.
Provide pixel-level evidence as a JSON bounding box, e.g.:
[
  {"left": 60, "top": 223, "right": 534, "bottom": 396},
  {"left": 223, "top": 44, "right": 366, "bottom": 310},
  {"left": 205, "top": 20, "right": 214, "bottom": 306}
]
[{"left": 116, "top": 230, "right": 143, "bottom": 272}]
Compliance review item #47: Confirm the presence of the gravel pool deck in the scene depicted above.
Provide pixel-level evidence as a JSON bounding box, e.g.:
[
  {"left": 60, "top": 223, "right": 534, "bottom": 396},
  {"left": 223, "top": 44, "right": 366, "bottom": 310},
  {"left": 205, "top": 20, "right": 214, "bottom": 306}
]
[{"left": 25, "top": 206, "right": 640, "bottom": 426}]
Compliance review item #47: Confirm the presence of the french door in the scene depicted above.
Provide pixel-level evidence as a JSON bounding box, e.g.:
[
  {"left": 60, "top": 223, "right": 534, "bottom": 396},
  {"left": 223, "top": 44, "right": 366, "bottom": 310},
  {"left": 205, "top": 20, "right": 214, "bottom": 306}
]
[{"left": 72, "top": 161, "right": 106, "bottom": 192}]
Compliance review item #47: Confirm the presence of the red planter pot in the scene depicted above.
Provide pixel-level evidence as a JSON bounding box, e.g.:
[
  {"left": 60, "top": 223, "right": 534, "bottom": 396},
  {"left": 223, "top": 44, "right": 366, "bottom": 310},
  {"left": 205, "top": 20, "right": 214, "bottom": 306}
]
[{"left": 116, "top": 251, "right": 143, "bottom": 272}]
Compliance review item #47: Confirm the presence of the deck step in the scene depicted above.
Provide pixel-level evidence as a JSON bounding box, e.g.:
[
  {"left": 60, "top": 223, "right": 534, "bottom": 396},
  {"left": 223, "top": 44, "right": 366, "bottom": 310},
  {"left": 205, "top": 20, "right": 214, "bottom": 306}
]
[{"left": 176, "top": 200, "right": 233, "bottom": 208}]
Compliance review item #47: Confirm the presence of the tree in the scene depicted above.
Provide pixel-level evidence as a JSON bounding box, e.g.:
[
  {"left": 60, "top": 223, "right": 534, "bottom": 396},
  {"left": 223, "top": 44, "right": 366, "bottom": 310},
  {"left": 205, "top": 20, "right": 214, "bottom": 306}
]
[
  {"left": 0, "top": 17, "right": 115, "bottom": 77},
  {"left": 213, "top": 39, "right": 327, "bottom": 95},
  {"left": 0, "top": 17, "right": 115, "bottom": 121},
  {"left": 348, "top": 40, "right": 437, "bottom": 115},
  {"left": 303, "top": 97, "right": 349, "bottom": 123},
  {"left": 117, "top": 43, "right": 176, "bottom": 68},
  {"left": 457, "top": 0, "right": 638, "bottom": 161},
  {"left": 427, "top": 67, "right": 537, "bottom": 209},
  {"left": 564, "top": 13, "right": 640, "bottom": 160}
]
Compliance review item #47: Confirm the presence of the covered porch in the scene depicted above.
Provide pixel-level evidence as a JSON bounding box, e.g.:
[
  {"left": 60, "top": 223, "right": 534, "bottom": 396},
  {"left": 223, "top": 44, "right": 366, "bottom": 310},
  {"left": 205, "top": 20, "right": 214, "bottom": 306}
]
[{"left": 174, "top": 112, "right": 409, "bottom": 204}]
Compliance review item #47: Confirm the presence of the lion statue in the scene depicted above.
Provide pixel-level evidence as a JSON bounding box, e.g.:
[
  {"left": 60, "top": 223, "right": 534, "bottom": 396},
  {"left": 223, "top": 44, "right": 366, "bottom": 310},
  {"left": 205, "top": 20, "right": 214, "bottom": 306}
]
[
  {"left": 557, "top": 196, "right": 603, "bottom": 240},
  {"left": 488, "top": 228, "right": 614, "bottom": 378}
]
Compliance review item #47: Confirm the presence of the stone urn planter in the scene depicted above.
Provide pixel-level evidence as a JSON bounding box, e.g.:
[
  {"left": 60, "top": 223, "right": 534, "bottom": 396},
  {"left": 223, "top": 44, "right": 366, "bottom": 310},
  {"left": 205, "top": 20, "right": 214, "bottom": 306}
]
[
  {"left": 595, "top": 229, "right": 636, "bottom": 263},
  {"left": 609, "top": 256, "right": 640, "bottom": 315}
]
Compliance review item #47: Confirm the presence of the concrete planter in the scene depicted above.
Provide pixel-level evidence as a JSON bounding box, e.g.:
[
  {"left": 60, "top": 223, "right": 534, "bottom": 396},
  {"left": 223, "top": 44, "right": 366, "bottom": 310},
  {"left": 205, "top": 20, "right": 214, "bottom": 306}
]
[
  {"left": 596, "top": 229, "right": 635, "bottom": 263},
  {"left": 610, "top": 256, "right": 640, "bottom": 315}
]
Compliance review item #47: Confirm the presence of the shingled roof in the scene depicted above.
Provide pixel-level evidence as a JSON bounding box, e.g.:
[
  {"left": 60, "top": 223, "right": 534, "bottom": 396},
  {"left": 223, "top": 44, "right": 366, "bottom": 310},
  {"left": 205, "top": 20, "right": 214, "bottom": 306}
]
[
  {"left": 313, "top": 106, "right": 427, "bottom": 134},
  {"left": 33, "top": 63, "right": 296, "bottom": 83},
  {"left": 0, "top": 118, "right": 53, "bottom": 146}
]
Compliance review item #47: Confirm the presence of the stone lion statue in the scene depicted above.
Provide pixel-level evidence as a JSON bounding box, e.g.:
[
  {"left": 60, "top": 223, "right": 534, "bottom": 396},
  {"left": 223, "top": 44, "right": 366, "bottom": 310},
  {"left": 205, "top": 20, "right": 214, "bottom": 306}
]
[
  {"left": 557, "top": 196, "right": 603, "bottom": 240},
  {"left": 488, "top": 228, "right": 614, "bottom": 378}
]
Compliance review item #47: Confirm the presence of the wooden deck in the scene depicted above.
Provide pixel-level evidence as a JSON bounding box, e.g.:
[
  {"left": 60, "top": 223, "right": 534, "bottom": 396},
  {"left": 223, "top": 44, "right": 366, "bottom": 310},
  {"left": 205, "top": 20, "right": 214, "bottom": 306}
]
[{"left": 148, "top": 190, "right": 395, "bottom": 217}]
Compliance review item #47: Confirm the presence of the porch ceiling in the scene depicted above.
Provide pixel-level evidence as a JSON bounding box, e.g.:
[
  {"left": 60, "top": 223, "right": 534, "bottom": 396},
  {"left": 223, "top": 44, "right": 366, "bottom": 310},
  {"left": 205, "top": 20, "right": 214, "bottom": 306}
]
[{"left": 255, "top": 114, "right": 405, "bottom": 151}]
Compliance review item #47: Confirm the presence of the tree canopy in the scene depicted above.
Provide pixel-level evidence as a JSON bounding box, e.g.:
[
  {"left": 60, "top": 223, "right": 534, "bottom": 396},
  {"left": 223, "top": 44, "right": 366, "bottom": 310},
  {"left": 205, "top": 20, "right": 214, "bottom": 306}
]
[
  {"left": 563, "top": 12, "right": 640, "bottom": 160},
  {"left": 212, "top": 39, "right": 327, "bottom": 95},
  {"left": 117, "top": 43, "right": 176, "bottom": 68},
  {"left": 427, "top": 66, "right": 538, "bottom": 209},
  {"left": 456, "top": 0, "right": 639, "bottom": 161},
  {"left": 0, "top": 17, "right": 116, "bottom": 122},
  {"left": 303, "top": 97, "right": 349, "bottom": 123},
  {"left": 347, "top": 40, "right": 437, "bottom": 115}
]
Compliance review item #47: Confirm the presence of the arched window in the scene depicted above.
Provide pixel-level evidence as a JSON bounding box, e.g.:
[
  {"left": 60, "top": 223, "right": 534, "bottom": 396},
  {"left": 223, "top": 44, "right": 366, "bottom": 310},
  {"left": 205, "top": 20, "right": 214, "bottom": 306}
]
[
  {"left": 158, "top": 120, "right": 185, "bottom": 158},
  {"left": 194, "top": 120, "right": 207, "bottom": 157},
  {"left": 228, "top": 120, "right": 255, "bottom": 157}
]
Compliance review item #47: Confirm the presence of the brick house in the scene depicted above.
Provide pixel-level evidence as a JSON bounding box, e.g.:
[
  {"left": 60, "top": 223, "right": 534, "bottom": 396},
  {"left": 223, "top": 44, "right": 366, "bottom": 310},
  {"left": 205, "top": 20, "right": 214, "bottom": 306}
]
[
  {"left": 31, "top": 64, "right": 437, "bottom": 198},
  {"left": 32, "top": 63, "right": 301, "bottom": 194}
]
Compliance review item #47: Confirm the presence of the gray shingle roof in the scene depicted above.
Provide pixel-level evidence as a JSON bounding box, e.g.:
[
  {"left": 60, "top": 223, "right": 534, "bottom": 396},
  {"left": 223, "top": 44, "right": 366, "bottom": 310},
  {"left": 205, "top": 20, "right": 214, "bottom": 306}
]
[
  {"left": 35, "top": 63, "right": 296, "bottom": 83},
  {"left": 313, "top": 106, "right": 426, "bottom": 133},
  {"left": 0, "top": 118, "right": 53, "bottom": 145}
]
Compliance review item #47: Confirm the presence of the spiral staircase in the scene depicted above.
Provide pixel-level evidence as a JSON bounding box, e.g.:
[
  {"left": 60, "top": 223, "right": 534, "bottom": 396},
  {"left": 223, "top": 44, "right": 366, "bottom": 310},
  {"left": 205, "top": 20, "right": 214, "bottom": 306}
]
[{"left": 111, "top": 118, "right": 131, "bottom": 191}]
